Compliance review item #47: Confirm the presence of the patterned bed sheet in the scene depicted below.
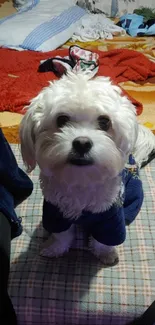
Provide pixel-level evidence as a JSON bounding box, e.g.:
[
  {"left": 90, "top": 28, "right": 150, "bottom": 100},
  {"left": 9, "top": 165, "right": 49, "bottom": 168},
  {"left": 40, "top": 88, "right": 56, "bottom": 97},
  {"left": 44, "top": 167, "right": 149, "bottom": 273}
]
[{"left": 8, "top": 144, "right": 155, "bottom": 325}]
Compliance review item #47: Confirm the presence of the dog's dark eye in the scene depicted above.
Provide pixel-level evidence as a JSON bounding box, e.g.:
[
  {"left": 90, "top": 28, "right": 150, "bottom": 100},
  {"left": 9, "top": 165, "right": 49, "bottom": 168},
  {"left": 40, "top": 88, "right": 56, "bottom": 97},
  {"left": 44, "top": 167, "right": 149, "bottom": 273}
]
[
  {"left": 98, "top": 115, "right": 111, "bottom": 131},
  {"left": 57, "top": 115, "right": 70, "bottom": 128}
]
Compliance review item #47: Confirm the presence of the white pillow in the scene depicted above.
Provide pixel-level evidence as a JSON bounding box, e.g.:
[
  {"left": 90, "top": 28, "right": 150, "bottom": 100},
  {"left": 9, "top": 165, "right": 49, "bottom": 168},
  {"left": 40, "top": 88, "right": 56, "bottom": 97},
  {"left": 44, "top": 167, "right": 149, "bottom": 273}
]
[{"left": 0, "top": 0, "right": 86, "bottom": 52}]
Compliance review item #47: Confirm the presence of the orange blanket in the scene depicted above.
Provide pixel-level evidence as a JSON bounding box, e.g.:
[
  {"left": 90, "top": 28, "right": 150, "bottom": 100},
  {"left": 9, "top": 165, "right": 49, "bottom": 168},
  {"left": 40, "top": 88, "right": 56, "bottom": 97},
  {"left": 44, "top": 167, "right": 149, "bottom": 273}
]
[{"left": 1, "top": 48, "right": 155, "bottom": 115}]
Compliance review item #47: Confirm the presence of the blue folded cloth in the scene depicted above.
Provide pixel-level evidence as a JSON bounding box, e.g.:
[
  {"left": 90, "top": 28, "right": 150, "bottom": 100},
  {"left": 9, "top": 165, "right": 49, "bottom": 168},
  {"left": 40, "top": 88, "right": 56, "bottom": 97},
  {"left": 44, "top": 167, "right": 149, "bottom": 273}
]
[
  {"left": 0, "top": 129, "right": 33, "bottom": 239},
  {"left": 117, "top": 13, "right": 155, "bottom": 37}
]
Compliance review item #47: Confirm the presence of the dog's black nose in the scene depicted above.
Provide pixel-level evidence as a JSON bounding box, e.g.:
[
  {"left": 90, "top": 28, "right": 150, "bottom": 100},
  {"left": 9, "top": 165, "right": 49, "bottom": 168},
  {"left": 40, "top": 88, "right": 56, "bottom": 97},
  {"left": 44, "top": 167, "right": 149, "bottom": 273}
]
[{"left": 72, "top": 137, "right": 93, "bottom": 155}]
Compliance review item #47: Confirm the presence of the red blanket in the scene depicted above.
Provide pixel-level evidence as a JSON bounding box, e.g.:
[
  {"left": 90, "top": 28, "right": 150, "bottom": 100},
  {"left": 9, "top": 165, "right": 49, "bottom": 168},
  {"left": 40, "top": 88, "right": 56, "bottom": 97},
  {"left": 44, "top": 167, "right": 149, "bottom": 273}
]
[{"left": 1, "top": 48, "right": 155, "bottom": 115}]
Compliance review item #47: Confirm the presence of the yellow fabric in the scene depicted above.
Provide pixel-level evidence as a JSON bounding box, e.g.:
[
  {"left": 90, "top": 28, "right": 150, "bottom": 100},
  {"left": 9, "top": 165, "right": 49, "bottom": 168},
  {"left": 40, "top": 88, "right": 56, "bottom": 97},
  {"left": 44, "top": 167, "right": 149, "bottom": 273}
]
[{"left": 0, "top": 0, "right": 16, "bottom": 19}]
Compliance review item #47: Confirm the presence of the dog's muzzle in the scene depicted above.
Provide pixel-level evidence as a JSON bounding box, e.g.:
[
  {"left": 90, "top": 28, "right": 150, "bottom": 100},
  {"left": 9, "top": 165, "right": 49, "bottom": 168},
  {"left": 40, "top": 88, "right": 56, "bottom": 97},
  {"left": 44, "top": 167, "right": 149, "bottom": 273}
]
[{"left": 68, "top": 136, "right": 94, "bottom": 166}]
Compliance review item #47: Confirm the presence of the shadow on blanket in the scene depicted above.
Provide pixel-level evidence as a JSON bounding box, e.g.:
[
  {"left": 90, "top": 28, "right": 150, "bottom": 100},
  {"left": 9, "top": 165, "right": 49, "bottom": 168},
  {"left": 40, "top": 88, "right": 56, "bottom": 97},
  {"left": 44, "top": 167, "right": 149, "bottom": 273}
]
[{"left": 9, "top": 222, "right": 137, "bottom": 325}]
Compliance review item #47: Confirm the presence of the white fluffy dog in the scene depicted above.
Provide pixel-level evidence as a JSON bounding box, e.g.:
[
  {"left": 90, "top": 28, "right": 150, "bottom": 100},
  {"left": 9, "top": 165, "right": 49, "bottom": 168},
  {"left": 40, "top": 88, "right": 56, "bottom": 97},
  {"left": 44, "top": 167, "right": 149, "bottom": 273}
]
[{"left": 20, "top": 72, "right": 155, "bottom": 266}]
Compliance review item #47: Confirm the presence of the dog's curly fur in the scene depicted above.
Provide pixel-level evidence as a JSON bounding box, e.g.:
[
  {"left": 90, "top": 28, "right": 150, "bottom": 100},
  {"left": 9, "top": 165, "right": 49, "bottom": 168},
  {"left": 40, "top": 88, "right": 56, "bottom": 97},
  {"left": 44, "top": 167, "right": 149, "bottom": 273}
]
[{"left": 20, "top": 72, "right": 155, "bottom": 266}]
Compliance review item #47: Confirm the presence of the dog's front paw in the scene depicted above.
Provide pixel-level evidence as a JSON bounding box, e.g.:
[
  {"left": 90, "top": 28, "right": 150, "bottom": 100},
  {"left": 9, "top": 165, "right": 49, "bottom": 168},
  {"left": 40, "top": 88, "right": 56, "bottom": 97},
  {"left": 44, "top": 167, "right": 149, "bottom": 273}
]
[
  {"left": 97, "top": 248, "right": 119, "bottom": 267},
  {"left": 89, "top": 237, "right": 119, "bottom": 267},
  {"left": 40, "top": 225, "right": 75, "bottom": 258}
]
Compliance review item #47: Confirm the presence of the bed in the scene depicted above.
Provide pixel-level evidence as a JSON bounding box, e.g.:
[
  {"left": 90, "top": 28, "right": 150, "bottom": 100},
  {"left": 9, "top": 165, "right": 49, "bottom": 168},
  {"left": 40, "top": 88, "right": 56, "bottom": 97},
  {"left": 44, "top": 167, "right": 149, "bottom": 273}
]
[
  {"left": 0, "top": 1, "right": 155, "bottom": 142},
  {"left": 0, "top": 3, "right": 155, "bottom": 324}
]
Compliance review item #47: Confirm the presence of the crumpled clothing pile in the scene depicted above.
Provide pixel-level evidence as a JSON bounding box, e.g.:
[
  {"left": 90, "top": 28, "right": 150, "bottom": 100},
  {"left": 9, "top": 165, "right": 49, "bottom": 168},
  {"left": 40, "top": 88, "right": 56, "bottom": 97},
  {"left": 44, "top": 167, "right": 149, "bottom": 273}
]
[
  {"left": 39, "top": 46, "right": 99, "bottom": 77},
  {"left": 72, "top": 14, "right": 126, "bottom": 42}
]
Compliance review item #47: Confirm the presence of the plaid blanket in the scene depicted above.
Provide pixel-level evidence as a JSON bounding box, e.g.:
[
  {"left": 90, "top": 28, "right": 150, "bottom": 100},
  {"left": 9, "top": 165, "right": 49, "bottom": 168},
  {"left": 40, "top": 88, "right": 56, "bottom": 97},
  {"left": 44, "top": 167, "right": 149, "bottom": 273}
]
[{"left": 8, "top": 145, "right": 155, "bottom": 325}]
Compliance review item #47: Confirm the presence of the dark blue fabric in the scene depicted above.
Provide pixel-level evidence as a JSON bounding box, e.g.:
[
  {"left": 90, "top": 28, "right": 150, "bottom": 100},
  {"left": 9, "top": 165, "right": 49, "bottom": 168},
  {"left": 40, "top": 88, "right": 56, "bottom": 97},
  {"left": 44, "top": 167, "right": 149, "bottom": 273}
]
[
  {"left": 43, "top": 154, "right": 144, "bottom": 246},
  {"left": 43, "top": 200, "right": 126, "bottom": 246},
  {"left": 0, "top": 129, "right": 33, "bottom": 239}
]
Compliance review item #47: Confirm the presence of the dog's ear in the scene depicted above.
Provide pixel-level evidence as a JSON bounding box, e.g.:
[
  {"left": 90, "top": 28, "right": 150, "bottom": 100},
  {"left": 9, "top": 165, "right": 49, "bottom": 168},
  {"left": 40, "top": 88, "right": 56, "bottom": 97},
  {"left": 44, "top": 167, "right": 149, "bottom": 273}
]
[
  {"left": 20, "top": 91, "right": 45, "bottom": 172},
  {"left": 20, "top": 109, "right": 36, "bottom": 172}
]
